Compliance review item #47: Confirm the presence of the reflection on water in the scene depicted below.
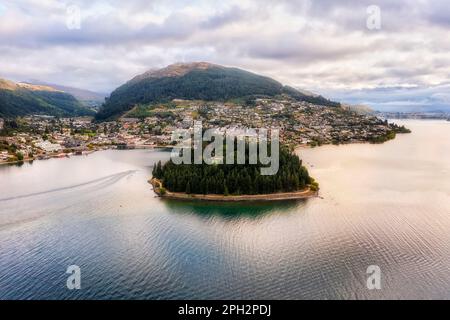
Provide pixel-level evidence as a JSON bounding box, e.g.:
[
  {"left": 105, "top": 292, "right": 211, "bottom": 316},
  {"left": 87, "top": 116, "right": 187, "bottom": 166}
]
[
  {"left": 0, "top": 121, "right": 449, "bottom": 300},
  {"left": 5, "top": 160, "right": 26, "bottom": 168},
  {"left": 163, "top": 199, "right": 303, "bottom": 219}
]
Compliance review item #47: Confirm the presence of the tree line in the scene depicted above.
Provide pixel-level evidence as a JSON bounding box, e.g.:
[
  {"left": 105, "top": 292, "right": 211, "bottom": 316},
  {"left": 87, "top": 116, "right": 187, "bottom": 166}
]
[{"left": 152, "top": 147, "right": 312, "bottom": 195}]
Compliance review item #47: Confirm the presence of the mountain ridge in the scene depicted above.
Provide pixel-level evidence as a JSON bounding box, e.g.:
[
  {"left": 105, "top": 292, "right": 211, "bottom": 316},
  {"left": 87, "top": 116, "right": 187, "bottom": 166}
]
[
  {"left": 96, "top": 62, "right": 340, "bottom": 120},
  {"left": 0, "top": 77, "right": 95, "bottom": 118},
  {"left": 25, "top": 80, "right": 106, "bottom": 104},
  {"left": 128, "top": 62, "right": 221, "bottom": 83}
]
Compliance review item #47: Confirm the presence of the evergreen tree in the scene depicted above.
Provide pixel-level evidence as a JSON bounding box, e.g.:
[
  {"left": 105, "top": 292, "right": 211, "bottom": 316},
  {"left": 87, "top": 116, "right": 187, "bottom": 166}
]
[
  {"left": 155, "top": 146, "right": 312, "bottom": 195},
  {"left": 224, "top": 184, "right": 229, "bottom": 196},
  {"left": 185, "top": 182, "right": 191, "bottom": 194}
]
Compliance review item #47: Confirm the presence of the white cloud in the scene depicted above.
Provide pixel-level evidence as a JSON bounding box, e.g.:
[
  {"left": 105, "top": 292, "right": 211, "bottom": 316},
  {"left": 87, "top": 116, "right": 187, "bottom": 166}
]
[{"left": 0, "top": 0, "right": 449, "bottom": 111}]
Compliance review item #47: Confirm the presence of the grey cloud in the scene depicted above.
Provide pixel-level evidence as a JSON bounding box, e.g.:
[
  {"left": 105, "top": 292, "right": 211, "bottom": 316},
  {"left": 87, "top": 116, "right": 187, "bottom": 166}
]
[
  {"left": 323, "top": 84, "right": 450, "bottom": 112},
  {"left": 0, "top": 0, "right": 449, "bottom": 110},
  {"left": 201, "top": 5, "right": 245, "bottom": 29},
  {"left": 424, "top": 0, "right": 450, "bottom": 27},
  {"left": 241, "top": 33, "right": 371, "bottom": 63},
  {"left": 0, "top": 12, "right": 197, "bottom": 48}
]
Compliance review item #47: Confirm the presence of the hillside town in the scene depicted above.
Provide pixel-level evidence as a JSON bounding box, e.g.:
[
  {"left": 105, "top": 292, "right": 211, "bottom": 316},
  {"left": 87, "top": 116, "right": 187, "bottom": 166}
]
[{"left": 0, "top": 97, "right": 409, "bottom": 164}]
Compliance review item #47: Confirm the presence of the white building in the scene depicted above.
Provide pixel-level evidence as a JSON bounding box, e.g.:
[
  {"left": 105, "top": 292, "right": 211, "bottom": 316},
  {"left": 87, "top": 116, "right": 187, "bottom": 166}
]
[
  {"left": 0, "top": 118, "right": 4, "bottom": 130},
  {"left": 35, "top": 140, "right": 62, "bottom": 153},
  {"left": 0, "top": 151, "right": 9, "bottom": 161}
]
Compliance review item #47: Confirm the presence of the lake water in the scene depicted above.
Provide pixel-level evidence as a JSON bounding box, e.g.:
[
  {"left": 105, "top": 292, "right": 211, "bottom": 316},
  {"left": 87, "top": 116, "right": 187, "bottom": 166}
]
[{"left": 0, "top": 120, "right": 449, "bottom": 299}]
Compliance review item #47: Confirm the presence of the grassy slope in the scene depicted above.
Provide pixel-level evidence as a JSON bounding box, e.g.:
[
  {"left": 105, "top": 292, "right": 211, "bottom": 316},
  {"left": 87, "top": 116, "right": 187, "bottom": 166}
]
[{"left": 0, "top": 84, "right": 95, "bottom": 118}]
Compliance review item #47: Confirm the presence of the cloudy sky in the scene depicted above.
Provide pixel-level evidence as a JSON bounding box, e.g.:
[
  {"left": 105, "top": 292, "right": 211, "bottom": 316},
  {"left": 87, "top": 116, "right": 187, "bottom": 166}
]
[{"left": 1, "top": 0, "right": 449, "bottom": 111}]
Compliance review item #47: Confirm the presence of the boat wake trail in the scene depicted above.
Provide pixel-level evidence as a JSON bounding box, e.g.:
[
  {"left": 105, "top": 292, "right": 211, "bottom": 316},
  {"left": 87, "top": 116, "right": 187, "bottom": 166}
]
[{"left": 0, "top": 170, "right": 137, "bottom": 202}]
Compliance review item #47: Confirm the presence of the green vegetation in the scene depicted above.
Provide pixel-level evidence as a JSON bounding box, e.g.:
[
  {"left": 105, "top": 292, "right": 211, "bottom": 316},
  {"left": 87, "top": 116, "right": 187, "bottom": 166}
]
[
  {"left": 96, "top": 64, "right": 340, "bottom": 120},
  {"left": 393, "top": 125, "right": 412, "bottom": 134},
  {"left": 0, "top": 140, "right": 17, "bottom": 153},
  {"left": 309, "top": 139, "right": 323, "bottom": 148},
  {"left": 370, "top": 124, "right": 412, "bottom": 144},
  {"left": 0, "top": 83, "right": 94, "bottom": 118},
  {"left": 126, "top": 105, "right": 154, "bottom": 118},
  {"left": 282, "top": 86, "right": 340, "bottom": 107},
  {"left": 309, "top": 178, "right": 320, "bottom": 192},
  {"left": 125, "top": 101, "right": 180, "bottom": 118},
  {"left": 370, "top": 131, "right": 396, "bottom": 144},
  {"left": 152, "top": 146, "right": 313, "bottom": 195},
  {"left": 159, "top": 187, "right": 167, "bottom": 195},
  {"left": 16, "top": 152, "right": 24, "bottom": 161}
]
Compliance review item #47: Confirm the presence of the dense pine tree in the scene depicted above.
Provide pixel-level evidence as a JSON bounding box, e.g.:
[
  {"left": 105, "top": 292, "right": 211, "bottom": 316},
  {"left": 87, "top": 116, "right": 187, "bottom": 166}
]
[{"left": 152, "top": 146, "right": 312, "bottom": 195}]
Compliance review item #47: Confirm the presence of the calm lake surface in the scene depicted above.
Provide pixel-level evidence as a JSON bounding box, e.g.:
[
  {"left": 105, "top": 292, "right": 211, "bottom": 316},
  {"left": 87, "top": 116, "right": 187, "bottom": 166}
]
[{"left": 0, "top": 120, "right": 449, "bottom": 299}]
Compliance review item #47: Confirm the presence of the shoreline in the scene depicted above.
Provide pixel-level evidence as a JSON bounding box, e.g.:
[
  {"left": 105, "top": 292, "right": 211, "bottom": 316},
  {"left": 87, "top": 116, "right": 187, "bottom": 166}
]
[
  {"left": 0, "top": 145, "right": 171, "bottom": 166},
  {"left": 0, "top": 158, "right": 36, "bottom": 166},
  {"left": 149, "top": 178, "right": 318, "bottom": 202},
  {"left": 1, "top": 131, "right": 410, "bottom": 167},
  {"left": 1, "top": 127, "right": 412, "bottom": 167}
]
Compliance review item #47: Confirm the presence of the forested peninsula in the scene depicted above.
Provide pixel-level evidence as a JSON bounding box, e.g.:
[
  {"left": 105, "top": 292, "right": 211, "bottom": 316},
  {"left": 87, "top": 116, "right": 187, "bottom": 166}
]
[{"left": 150, "top": 147, "right": 319, "bottom": 201}]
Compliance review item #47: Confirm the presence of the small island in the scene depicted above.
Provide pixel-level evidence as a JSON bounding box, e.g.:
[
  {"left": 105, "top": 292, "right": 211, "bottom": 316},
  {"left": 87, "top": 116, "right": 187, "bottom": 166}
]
[{"left": 150, "top": 147, "right": 319, "bottom": 202}]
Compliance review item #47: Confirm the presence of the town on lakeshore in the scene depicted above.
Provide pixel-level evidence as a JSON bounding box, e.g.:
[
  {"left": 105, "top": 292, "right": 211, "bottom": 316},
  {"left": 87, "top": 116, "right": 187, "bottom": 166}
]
[
  {"left": 0, "top": 97, "right": 410, "bottom": 165},
  {"left": 3, "top": 0, "right": 450, "bottom": 302}
]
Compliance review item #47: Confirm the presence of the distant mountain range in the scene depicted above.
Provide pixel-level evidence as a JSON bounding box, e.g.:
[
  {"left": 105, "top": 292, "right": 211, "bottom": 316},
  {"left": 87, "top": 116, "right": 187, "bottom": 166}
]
[
  {"left": 25, "top": 80, "right": 106, "bottom": 106},
  {"left": 0, "top": 78, "right": 95, "bottom": 118},
  {"left": 95, "top": 62, "right": 340, "bottom": 120},
  {"left": 0, "top": 63, "right": 341, "bottom": 120}
]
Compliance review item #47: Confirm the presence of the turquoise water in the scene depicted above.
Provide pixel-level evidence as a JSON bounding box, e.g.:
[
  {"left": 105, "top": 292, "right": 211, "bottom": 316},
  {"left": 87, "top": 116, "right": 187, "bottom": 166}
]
[{"left": 0, "top": 120, "right": 449, "bottom": 299}]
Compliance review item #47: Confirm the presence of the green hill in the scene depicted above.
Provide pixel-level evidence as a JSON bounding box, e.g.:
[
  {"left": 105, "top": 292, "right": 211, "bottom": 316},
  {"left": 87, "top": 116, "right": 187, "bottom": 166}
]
[
  {"left": 96, "top": 62, "right": 340, "bottom": 120},
  {"left": 0, "top": 79, "right": 95, "bottom": 118}
]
